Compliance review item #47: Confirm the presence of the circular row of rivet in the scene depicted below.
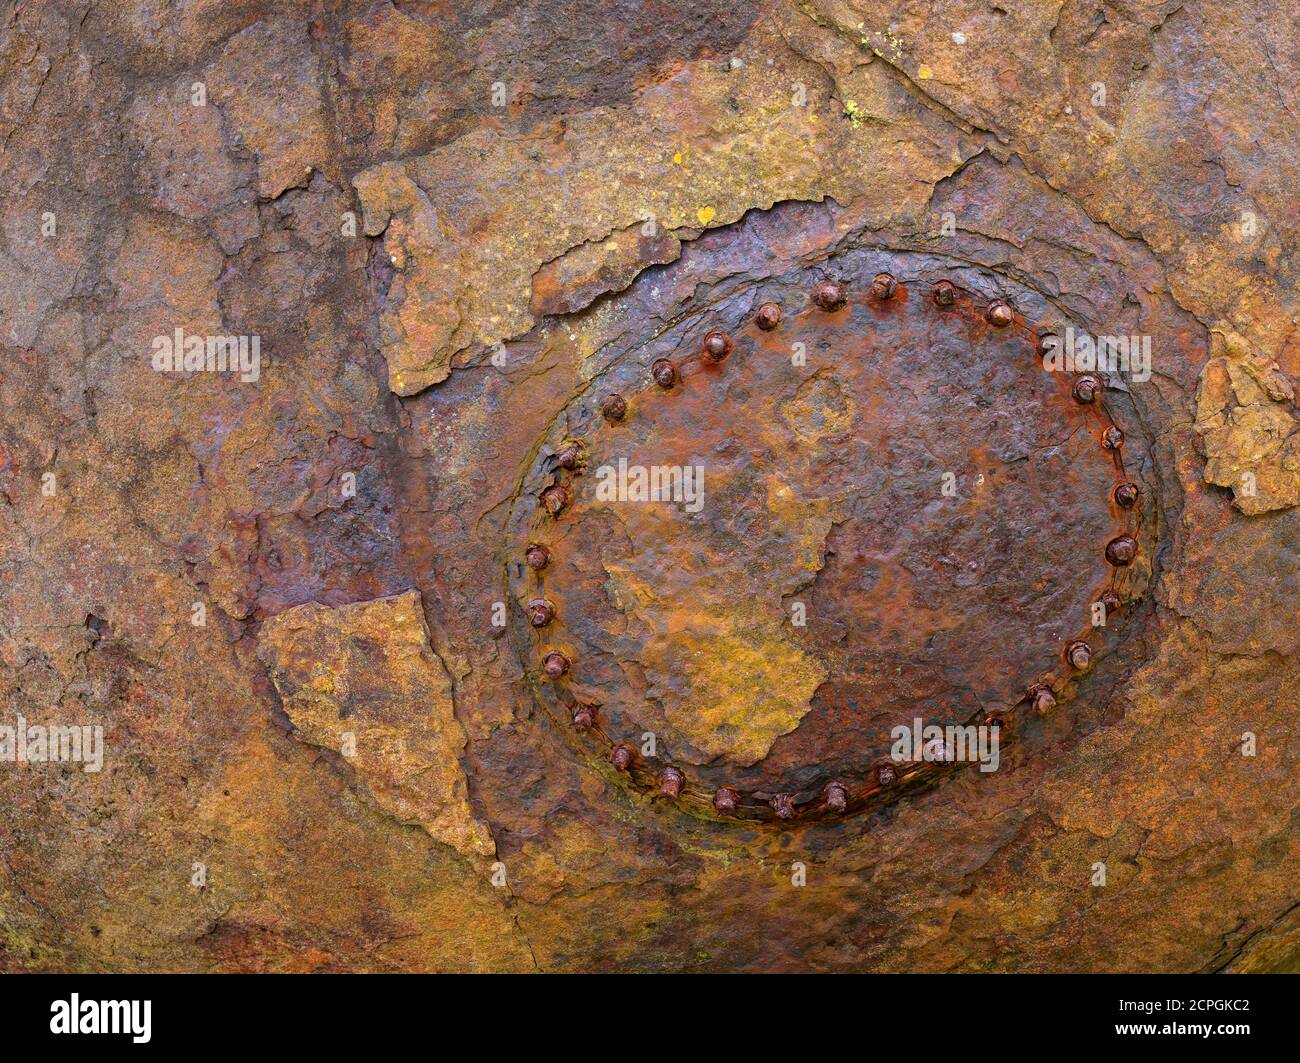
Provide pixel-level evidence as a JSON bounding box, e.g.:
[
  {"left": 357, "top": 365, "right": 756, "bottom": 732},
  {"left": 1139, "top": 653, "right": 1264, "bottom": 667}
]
[{"left": 515, "top": 273, "right": 1144, "bottom": 823}]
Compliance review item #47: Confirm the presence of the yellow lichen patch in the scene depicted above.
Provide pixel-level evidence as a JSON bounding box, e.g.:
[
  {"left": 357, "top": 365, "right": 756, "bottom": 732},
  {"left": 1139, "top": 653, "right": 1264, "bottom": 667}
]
[
  {"left": 697, "top": 205, "right": 717, "bottom": 225},
  {"left": 917, "top": 65, "right": 933, "bottom": 80},
  {"left": 778, "top": 371, "right": 855, "bottom": 442},
  {"left": 656, "top": 610, "right": 825, "bottom": 766},
  {"left": 765, "top": 477, "right": 845, "bottom": 575}
]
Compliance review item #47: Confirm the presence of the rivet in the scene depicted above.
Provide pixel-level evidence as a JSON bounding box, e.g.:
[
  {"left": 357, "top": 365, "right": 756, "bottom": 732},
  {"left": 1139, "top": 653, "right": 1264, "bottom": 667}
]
[
  {"left": 572, "top": 705, "right": 595, "bottom": 731},
  {"left": 1100, "top": 590, "right": 1123, "bottom": 617},
  {"left": 876, "top": 763, "right": 898, "bottom": 786},
  {"left": 524, "top": 543, "right": 550, "bottom": 570},
  {"left": 600, "top": 393, "right": 628, "bottom": 422},
  {"left": 824, "top": 782, "right": 848, "bottom": 813},
  {"left": 652, "top": 359, "right": 676, "bottom": 388},
  {"left": 1101, "top": 426, "right": 1124, "bottom": 450},
  {"left": 1067, "top": 640, "right": 1092, "bottom": 672},
  {"left": 1114, "top": 482, "right": 1140, "bottom": 508},
  {"left": 770, "top": 793, "right": 796, "bottom": 819},
  {"left": 932, "top": 280, "right": 957, "bottom": 307},
  {"left": 985, "top": 300, "right": 1014, "bottom": 327},
  {"left": 1105, "top": 534, "right": 1138, "bottom": 567},
  {"left": 755, "top": 302, "right": 783, "bottom": 330},
  {"left": 1072, "top": 375, "right": 1102, "bottom": 403},
  {"left": 659, "top": 767, "right": 684, "bottom": 798},
  {"left": 540, "top": 485, "right": 570, "bottom": 516},
  {"left": 870, "top": 272, "right": 898, "bottom": 300},
  {"left": 555, "top": 442, "right": 581, "bottom": 469},
  {"left": 542, "top": 651, "right": 570, "bottom": 679},
  {"left": 713, "top": 786, "right": 739, "bottom": 813},
  {"left": 1030, "top": 685, "right": 1056, "bottom": 715},
  {"left": 811, "top": 279, "right": 847, "bottom": 311},
  {"left": 702, "top": 330, "right": 733, "bottom": 362},
  {"left": 611, "top": 744, "right": 634, "bottom": 772},
  {"left": 525, "top": 597, "right": 555, "bottom": 627}
]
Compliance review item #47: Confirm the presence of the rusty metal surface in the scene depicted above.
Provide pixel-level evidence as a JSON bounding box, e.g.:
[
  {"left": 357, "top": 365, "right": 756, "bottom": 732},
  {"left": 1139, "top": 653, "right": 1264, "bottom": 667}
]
[
  {"left": 509, "top": 253, "right": 1151, "bottom": 819},
  {"left": 0, "top": 0, "right": 1297, "bottom": 974}
]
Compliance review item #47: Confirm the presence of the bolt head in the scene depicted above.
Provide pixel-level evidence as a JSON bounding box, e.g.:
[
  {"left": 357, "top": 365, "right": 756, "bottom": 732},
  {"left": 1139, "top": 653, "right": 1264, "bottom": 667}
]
[
  {"left": 1101, "top": 426, "right": 1124, "bottom": 450},
  {"left": 659, "top": 767, "right": 684, "bottom": 798},
  {"left": 1105, "top": 534, "right": 1138, "bottom": 567},
  {"left": 1030, "top": 686, "right": 1057, "bottom": 715},
  {"left": 652, "top": 359, "right": 676, "bottom": 388},
  {"left": 555, "top": 442, "right": 581, "bottom": 469},
  {"left": 986, "top": 300, "right": 1014, "bottom": 327},
  {"left": 540, "top": 485, "right": 570, "bottom": 516},
  {"left": 1067, "top": 640, "right": 1092, "bottom": 671},
  {"left": 824, "top": 782, "right": 848, "bottom": 813},
  {"left": 932, "top": 280, "right": 957, "bottom": 307},
  {"left": 542, "top": 651, "right": 570, "bottom": 679},
  {"left": 870, "top": 272, "right": 898, "bottom": 299},
  {"left": 770, "top": 793, "right": 796, "bottom": 819},
  {"left": 811, "top": 280, "right": 847, "bottom": 311},
  {"left": 572, "top": 705, "right": 595, "bottom": 730},
  {"left": 525, "top": 597, "right": 555, "bottom": 627},
  {"left": 713, "top": 786, "right": 739, "bottom": 813},
  {"left": 876, "top": 764, "right": 898, "bottom": 787},
  {"left": 524, "top": 543, "right": 550, "bottom": 570},
  {"left": 1114, "top": 482, "right": 1140, "bottom": 508},
  {"left": 755, "top": 302, "right": 783, "bottom": 330},
  {"left": 1072, "top": 375, "right": 1102, "bottom": 403},
  {"left": 611, "top": 744, "right": 633, "bottom": 772},
  {"left": 600, "top": 393, "right": 628, "bottom": 422},
  {"left": 702, "top": 330, "right": 733, "bottom": 362}
]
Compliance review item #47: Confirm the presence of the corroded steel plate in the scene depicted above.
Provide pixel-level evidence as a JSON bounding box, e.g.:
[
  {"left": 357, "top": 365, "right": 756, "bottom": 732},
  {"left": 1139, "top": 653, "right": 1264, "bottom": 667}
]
[{"left": 506, "top": 252, "right": 1152, "bottom": 823}]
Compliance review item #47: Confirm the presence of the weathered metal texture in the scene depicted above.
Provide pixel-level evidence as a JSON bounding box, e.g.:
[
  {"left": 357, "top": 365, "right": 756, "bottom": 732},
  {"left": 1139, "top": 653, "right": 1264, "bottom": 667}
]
[
  {"left": 1, "top": 0, "right": 1297, "bottom": 975},
  {"left": 508, "top": 255, "right": 1152, "bottom": 820}
]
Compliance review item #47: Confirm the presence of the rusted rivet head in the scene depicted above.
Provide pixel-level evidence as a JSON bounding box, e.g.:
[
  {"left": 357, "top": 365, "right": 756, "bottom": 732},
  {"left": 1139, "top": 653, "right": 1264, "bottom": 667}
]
[
  {"left": 1067, "top": 640, "right": 1092, "bottom": 672},
  {"left": 1114, "top": 482, "right": 1141, "bottom": 508},
  {"left": 600, "top": 393, "right": 628, "bottom": 422},
  {"left": 770, "top": 793, "right": 796, "bottom": 819},
  {"left": 985, "top": 300, "right": 1014, "bottom": 327},
  {"left": 876, "top": 763, "right": 899, "bottom": 787},
  {"left": 525, "top": 597, "right": 555, "bottom": 627},
  {"left": 824, "top": 782, "right": 848, "bottom": 813},
  {"left": 870, "top": 271, "right": 898, "bottom": 300},
  {"left": 932, "top": 280, "right": 958, "bottom": 307},
  {"left": 555, "top": 442, "right": 581, "bottom": 469},
  {"left": 659, "top": 767, "right": 684, "bottom": 798},
  {"left": 1030, "top": 685, "right": 1057, "bottom": 716},
  {"left": 713, "top": 786, "right": 739, "bottom": 814},
  {"left": 811, "top": 279, "right": 846, "bottom": 311},
  {"left": 1072, "top": 375, "right": 1102, "bottom": 403},
  {"left": 1100, "top": 590, "right": 1123, "bottom": 618},
  {"left": 702, "top": 330, "right": 733, "bottom": 362},
  {"left": 1105, "top": 534, "right": 1138, "bottom": 567},
  {"left": 611, "top": 744, "right": 633, "bottom": 772},
  {"left": 1101, "top": 426, "right": 1124, "bottom": 450},
  {"left": 524, "top": 543, "right": 550, "bottom": 570},
  {"left": 542, "top": 651, "right": 570, "bottom": 679},
  {"left": 540, "top": 484, "right": 570, "bottom": 516},
  {"left": 755, "top": 302, "right": 783, "bottom": 330},
  {"left": 572, "top": 705, "right": 595, "bottom": 731},
  {"left": 651, "top": 359, "right": 676, "bottom": 388}
]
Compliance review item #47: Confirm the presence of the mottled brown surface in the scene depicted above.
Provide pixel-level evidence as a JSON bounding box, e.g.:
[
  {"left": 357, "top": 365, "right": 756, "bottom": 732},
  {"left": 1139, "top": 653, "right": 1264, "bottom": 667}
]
[{"left": 0, "top": 0, "right": 1296, "bottom": 972}]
